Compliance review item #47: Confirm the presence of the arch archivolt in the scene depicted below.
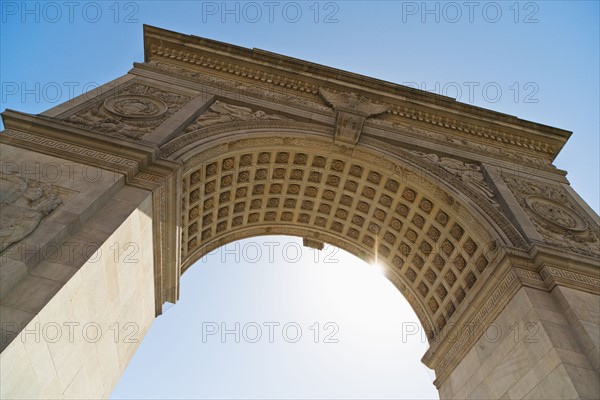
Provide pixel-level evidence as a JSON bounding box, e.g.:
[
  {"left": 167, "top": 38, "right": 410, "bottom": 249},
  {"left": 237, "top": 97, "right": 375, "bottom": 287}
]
[{"left": 175, "top": 130, "right": 511, "bottom": 339}]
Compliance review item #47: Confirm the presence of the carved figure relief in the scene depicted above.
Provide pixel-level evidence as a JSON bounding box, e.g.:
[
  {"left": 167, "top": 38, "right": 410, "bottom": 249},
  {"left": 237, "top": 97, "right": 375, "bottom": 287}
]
[
  {"left": 0, "top": 173, "right": 62, "bottom": 252},
  {"left": 65, "top": 83, "right": 191, "bottom": 139},
  {"left": 411, "top": 151, "right": 497, "bottom": 205},
  {"left": 504, "top": 176, "right": 599, "bottom": 256},
  {"left": 185, "top": 101, "right": 294, "bottom": 132}
]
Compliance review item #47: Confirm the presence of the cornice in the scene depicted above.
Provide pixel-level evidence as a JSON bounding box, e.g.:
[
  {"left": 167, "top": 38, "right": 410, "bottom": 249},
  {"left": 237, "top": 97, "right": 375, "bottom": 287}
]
[{"left": 143, "top": 25, "right": 571, "bottom": 161}]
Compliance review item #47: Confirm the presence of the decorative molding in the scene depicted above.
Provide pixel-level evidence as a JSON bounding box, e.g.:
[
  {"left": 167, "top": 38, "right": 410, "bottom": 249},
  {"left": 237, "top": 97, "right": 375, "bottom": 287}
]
[
  {"left": 159, "top": 120, "right": 331, "bottom": 158},
  {"left": 142, "top": 60, "right": 332, "bottom": 114},
  {"left": 145, "top": 39, "right": 567, "bottom": 160},
  {"left": 0, "top": 130, "right": 140, "bottom": 177},
  {"left": 541, "top": 265, "right": 600, "bottom": 293},
  {"left": 365, "top": 117, "right": 556, "bottom": 173}
]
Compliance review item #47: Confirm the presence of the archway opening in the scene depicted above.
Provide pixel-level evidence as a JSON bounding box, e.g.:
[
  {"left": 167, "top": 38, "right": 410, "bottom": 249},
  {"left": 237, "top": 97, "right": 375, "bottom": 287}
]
[{"left": 111, "top": 236, "right": 437, "bottom": 399}]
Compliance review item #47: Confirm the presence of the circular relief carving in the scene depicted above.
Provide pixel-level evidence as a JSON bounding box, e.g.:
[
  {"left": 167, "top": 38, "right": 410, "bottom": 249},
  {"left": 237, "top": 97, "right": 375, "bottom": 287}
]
[
  {"left": 368, "top": 172, "right": 381, "bottom": 184},
  {"left": 294, "top": 153, "right": 307, "bottom": 164},
  {"left": 344, "top": 181, "right": 357, "bottom": 192},
  {"left": 379, "top": 195, "right": 392, "bottom": 207},
  {"left": 189, "top": 206, "right": 200, "bottom": 219},
  {"left": 221, "top": 175, "right": 232, "bottom": 186},
  {"left": 255, "top": 169, "right": 267, "bottom": 180},
  {"left": 104, "top": 95, "right": 168, "bottom": 119},
  {"left": 240, "top": 154, "right": 252, "bottom": 166},
  {"left": 393, "top": 256, "right": 404, "bottom": 267},
  {"left": 270, "top": 184, "right": 282, "bottom": 194},
  {"left": 526, "top": 195, "right": 587, "bottom": 232},
  {"left": 288, "top": 185, "right": 300, "bottom": 194},
  {"left": 284, "top": 199, "right": 296, "bottom": 208},
  {"left": 258, "top": 153, "right": 270, "bottom": 163},
  {"left": 323, "top": 190, "right": 335, "bottom": 200},
  {"left": 331, "top": 160, "right": 344, "bottom": 171},
  {"left": 205, "top": 182, "right": 215, "bottom": 193},
  {"left": 403, "top": 188, "right": 416, "bottom": 202},
  {"left": 301, "top": 200, "right": 313, "bottom": 210},
  {"left": 238, "top": 171, "right": 249, "bottom": 182},
  {"left": 318, "top": 204, "right": 331, "bottom": 214},
  {"left": 368, "top": 223, "right": 380, "bottom": 233},
  {"left": 312, "top": 156, "right": 326, "bottom": 168},
  {"left": 291, "top": 170, "right": 303, "bottom": 180},
  {"left": 305, "top": 187, "right": 317, "bottom": 197},
  {"left": 206, "top": 163, "right": 217, "bottom": 175},
  {"left": 327, "top": 175, "right": 340, "bottom": 186},
  {"left": 222, "top": 158, "right": 234, "bottom": 170},
  {"left": 350, "top": 165, "right": 363, "bottom": 177},
  {"left": 190, "top": 171, "right": 201, "bottom": 184}
]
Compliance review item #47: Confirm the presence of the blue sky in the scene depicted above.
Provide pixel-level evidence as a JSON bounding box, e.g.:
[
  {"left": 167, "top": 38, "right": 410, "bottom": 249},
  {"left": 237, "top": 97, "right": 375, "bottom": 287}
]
[{"left": 1, "top": 1, "right": 599, "bottom": 399}]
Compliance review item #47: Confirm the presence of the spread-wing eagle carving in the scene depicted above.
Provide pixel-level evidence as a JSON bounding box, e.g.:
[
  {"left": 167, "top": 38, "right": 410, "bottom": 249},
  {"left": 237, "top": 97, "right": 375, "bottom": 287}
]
[{"left": 318, "top": 88, "right": 389, "bottom": 116}]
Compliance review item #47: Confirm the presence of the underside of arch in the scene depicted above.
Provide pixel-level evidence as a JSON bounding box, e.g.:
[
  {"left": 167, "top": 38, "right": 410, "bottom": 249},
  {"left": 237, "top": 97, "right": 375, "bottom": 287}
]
[{"left": 176, "top": 133, "right": 508, "bottom": 340}]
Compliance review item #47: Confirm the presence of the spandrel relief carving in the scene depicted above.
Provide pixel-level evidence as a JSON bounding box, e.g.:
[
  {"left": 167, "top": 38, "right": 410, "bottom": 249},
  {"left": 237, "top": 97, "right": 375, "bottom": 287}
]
[
  {"left": 64, "top": 83, "right": 191, "bottom": 140},
  {"left": 411, "top": 151, "right": 497, "bottom": 205},
  {"left": 504, "top": 176, "right": 599, "bottom": 256},
  {"left": 185, "top": 100, "right": 294, "bottom": 131},
  {"left": 0, "top": 173, "right": 62, "bottom": 252}
]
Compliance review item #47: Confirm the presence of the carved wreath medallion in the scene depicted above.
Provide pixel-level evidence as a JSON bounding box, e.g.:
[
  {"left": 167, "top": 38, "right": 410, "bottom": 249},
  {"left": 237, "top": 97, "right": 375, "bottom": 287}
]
[
  {"left": 525, "top": 195, "right": 588, "bottom": 232},
  {"left": 103, "top": 95, "right": 168, "bottom": 120}
]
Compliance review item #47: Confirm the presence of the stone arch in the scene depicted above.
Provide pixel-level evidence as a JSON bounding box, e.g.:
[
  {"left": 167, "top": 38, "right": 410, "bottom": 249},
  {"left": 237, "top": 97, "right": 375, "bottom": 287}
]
[
  {"left": 2, "top": 25, "right": 598, "bottom": 400},
  {"left": 167, "top": 127, "right": 512, "bottom": 340}
]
